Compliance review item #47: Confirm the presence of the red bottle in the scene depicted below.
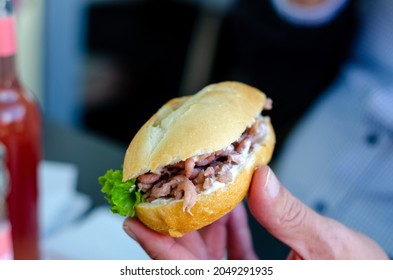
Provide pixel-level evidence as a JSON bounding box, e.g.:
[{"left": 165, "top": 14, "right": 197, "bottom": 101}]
[{"left": 0, "top": 0, "right": 41, "bottom": 259}]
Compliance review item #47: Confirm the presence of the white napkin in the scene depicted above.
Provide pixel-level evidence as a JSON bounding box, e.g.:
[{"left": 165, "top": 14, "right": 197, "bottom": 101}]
[
  {"left": 41, "top": 206, "right": 150, "bottom": 260},
  {"left": 39, "top": 160, "right": 91, "bottom": 239}
]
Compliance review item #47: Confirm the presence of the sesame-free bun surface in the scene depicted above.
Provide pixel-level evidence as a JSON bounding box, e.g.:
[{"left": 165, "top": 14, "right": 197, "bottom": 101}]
[
  {"left": 121, "top": 81, "right": 275, "bottom": 237},
  {"left": 123, "top": 81, "right": 268, "bottom": 180},
  {"left": 135, "top": 119, "right": 275, "bottom": 237}
]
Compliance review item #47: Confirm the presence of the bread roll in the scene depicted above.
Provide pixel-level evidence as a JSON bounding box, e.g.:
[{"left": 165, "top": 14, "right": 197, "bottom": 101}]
[{"left": 123, "top": 81, "right": 275, "bottom": 237}]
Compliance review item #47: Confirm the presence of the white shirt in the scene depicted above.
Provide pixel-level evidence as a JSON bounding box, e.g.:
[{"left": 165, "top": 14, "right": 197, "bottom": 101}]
[
  {"left": 270, "top": 0, "right": 348, "bottom": 26},
  {"left": 272, "top": 0, "right": 393, "bottom": 258}
]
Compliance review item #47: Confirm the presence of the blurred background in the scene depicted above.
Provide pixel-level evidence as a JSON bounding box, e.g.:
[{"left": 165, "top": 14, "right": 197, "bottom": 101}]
[
  {"left": 18, "top": 0, "right": 355, "bottom": 150},
  {"left": 19, "top": 0, "right": 238, "bottom": 146},
  {"left": 13, "top": 0, "right": 357, "bottom": 259}
]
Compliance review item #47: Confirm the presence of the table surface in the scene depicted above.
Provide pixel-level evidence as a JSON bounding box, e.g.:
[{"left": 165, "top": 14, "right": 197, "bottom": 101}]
[{"left": 43, "top": 121, "right": 127, "bottom": 208}]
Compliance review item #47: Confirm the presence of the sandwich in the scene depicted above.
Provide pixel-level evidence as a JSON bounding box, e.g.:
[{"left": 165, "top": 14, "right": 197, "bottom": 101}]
[{"left": 99, "top": 81, "right": 275, "bottom": 237}]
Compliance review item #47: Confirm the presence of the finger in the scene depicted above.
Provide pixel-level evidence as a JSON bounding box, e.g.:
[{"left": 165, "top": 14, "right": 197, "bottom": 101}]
[
  {"left": 247, "top": 166, "right": 334, "bottom": 259},
  {"left": 175, "top": 231, "right": 210, "bottom": 259},
  {"left": 286, "top": 250, "right": 303, "bottom": 260},
  {"left": 199, "top": 213, "right": 230, "bottom": 259},
  {"left": 226, "top": 203, "right": 258, "bottom": 260},
  {"left": 123, "top": 217, "right": 199, "bottom": 259}
]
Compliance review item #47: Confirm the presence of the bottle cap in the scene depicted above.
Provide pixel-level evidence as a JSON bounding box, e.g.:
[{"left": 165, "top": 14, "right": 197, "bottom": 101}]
[{"left": 0, "top": 0, "right": 16, "bottom": 56}]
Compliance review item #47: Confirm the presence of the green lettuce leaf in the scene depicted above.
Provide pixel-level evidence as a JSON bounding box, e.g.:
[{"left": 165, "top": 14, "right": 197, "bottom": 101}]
[{"left": 98, "top": 169, "right": 145, "bottom": 217}]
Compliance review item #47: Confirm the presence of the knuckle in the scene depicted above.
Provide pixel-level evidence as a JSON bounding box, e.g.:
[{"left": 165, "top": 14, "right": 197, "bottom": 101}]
[{"left": 278, "top": 194, "right": 307, "bottom": 230}]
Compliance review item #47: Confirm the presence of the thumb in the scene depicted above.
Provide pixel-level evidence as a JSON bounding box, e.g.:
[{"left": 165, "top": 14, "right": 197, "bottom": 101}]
[
  {"left": 248, "top": 166, "right": 388, "bottom": 259},
  {"left": 247, "top": 166, "right": 334, "bottom": 259}
]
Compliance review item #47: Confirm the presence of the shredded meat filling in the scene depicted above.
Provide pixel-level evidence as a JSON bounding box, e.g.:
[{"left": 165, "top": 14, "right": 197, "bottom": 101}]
[{"left": 136, "top": 116, "right": 268, "bottom": 213}]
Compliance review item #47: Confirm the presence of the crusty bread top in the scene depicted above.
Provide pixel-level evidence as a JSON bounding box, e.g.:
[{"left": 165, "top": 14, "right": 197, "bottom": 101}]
[{"left": 123, "top": 81, "right": 267, "bottom": 180}]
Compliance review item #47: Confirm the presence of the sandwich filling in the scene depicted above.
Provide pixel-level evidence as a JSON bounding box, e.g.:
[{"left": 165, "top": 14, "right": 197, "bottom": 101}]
[{"left": 136, "top": 115, "right": 269, "bottom": 213}]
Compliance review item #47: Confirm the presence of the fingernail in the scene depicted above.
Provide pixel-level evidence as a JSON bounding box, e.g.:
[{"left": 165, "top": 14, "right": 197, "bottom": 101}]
[
  {"left": 123, "top": 220, "right": 136, "bottom": 240},
  {"left": 264, "top": 168, "right": 280, "bottom": 198}
]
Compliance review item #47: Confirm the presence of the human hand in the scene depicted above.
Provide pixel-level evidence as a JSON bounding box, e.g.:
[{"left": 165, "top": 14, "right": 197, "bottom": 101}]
[
  {"left": 123, "top": 165, "right": 388, "bottom": 260},
  {"left": 123, "top": 202, "right": 258, "bottom": 260},
  {"left": 249, "top": 166, "right": 389, "bottom": 259}
]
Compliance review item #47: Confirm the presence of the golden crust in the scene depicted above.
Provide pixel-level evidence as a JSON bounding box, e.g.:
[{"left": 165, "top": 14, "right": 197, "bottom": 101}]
[
  {"left": 135, "top": 119, "right": 275, "bottom": 237},
  {"left": 123, "top": 81, "right": 267, "bottom": 180}
]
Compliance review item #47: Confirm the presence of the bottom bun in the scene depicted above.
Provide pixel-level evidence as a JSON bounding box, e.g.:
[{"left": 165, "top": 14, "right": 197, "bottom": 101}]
[{"left": 135, "top": 120, "right": 275, "bottom": 237}]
